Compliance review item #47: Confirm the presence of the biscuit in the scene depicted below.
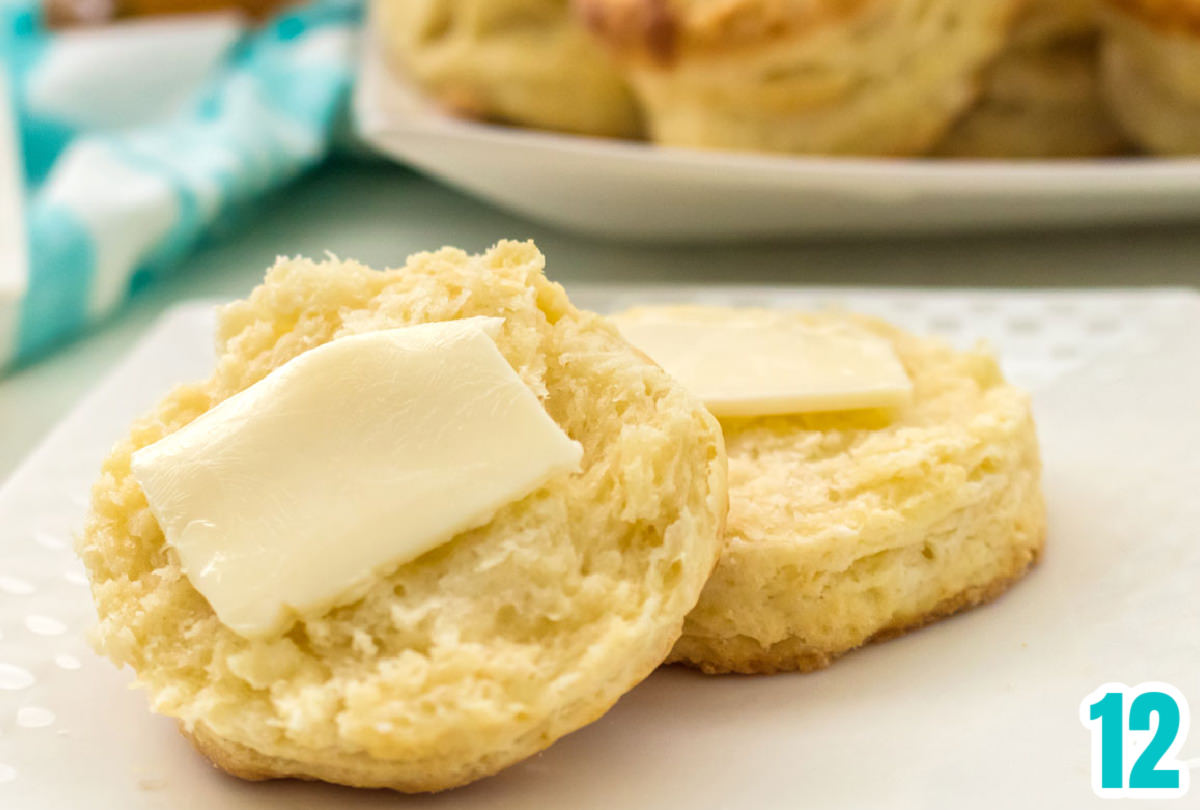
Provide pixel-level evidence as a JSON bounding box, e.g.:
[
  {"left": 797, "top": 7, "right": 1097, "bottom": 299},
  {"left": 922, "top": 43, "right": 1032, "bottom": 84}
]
[
  {"left": 935, "top": 0, "right": 1128, "bottom": 158},
  {"left": 934, "top": 40, "right": 1127, "bottom": 158},
  {"left": 78, "top": 242, "right": 727, "bottom": 790},
  {"left": 616, "top": 306, "right": 1045, "bottom": 675},
  {"left": 379, "top": 0, "right": 640, "bottom": 137},
  {"left": 1098, "top": 0, "right": 1200, "bottom": 155},
  {"left": 576, "top": 0, "right": 1023, "bottom": 156}
]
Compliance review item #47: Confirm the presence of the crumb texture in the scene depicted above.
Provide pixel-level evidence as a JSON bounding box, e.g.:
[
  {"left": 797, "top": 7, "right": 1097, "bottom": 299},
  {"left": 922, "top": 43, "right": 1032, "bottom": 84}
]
[{"left": 79, "top": 242, "right": 726, "bottom": 791}]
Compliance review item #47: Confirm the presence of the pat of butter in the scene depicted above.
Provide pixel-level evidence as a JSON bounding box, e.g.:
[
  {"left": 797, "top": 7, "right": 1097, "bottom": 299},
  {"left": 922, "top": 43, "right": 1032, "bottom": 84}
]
[
  {"left": 612, "top": 311, "right": 912, "bottom": 417},
  {"left": 131, "top": 317, "right": 582, "bottom": 639}
]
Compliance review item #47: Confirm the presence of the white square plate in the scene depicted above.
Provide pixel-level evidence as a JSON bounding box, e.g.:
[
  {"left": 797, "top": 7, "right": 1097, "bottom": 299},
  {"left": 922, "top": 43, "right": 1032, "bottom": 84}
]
[
  {"left": 353, "top": 6, "right": 1200, "bottom": 242},
  {"left": 2, "top": 287, "right": 1199, "bottom": 808}
]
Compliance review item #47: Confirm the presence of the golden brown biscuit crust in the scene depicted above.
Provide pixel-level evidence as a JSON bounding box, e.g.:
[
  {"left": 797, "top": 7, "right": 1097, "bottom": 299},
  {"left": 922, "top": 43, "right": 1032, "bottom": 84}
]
[
  {"left": 180, "top": 656, "right": 626, "bottom": 792},
  {"left": 1099, "top": 0, "right": 1200, "bottom": 154},
  {"left": 1099, "top": 38, "right": 1200, "bottom": 155},
  {"left": 380, "top": 0, "right": 642, "bottom": 137},
  {"left": 671, "top": 533, "right": 1043, "bottom": 675},
  {"left": 1100, "top": 0, "right": 1200, "bottom": 34},
  {"left": 577, "top": 0, "right": 1025, "bottom": 156},
  {"left": 933, "top": 38, "right": 1130, "bottom": 158},
  {"left": 575, "top": 0, "right": 879, "bottom": 63},
  {"left": 1011, "top": 0, "right": 1097, "bottom": 46}
]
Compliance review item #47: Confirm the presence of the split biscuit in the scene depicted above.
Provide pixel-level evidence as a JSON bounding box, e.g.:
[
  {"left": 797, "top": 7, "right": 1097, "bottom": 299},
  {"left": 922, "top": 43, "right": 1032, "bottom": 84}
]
[{"left": 79, "top": 242, "right": 727, "bottom": 790}]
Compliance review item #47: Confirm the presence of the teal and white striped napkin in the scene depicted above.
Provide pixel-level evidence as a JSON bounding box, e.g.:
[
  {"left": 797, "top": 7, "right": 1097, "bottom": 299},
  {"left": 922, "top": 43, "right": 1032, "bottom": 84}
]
[{"left": 0, "top": 0, "right": 362, "bottom": 371}]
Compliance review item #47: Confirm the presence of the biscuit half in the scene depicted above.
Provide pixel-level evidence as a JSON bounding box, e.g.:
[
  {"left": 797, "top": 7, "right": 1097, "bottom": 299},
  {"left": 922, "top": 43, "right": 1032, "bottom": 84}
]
[
  {"left": 79, "top": 242, "right": 727, "bottom": 790},
  {"left": 617, "top": 306, "right": 1045, "bottom": 675}
]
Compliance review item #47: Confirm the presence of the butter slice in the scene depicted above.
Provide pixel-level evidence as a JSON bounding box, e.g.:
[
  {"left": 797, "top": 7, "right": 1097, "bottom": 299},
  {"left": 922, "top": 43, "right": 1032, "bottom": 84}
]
[
  {"left": 131, "top": 317, "right": 582, "bottom": 639},
  {"left": 613, "top": 311, "right": 912, "bottom": 417}
]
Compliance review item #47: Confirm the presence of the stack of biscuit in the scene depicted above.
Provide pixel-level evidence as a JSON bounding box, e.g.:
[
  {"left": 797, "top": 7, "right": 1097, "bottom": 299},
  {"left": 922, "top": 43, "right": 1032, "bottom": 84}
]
[
  {"left": 80, "top": 240, "right": 1046, "bottom": 792},
  {"left": 377, "top": 0, "right": 1200, "bottom": 157}
]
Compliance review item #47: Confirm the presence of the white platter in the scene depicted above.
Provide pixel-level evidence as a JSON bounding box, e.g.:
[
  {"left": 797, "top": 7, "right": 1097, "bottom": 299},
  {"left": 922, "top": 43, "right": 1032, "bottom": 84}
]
[
  {"left": 353, "top": 8, "right": 1200, "bottom": 242},
  {"left": 2, "top": 286, "right": 1199, "bottom": 808}
]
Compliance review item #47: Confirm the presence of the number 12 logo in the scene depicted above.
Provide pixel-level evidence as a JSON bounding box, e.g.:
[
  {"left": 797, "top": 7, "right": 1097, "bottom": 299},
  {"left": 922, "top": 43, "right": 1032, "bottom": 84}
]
[{"left": 1080, "top": 682, "right": 1191, "bottom": 799}]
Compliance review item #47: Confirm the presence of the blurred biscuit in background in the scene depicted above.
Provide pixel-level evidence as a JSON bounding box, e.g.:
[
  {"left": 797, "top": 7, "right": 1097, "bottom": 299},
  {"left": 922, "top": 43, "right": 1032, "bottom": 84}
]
[
  {"left": 935, "top": 0, "right": 1129, "bottom": 158},
  {"left": 575, "top": 0, "right": 1024, "bottom": 157},
  {"left": 1098, "top": 0, "right": 1200, "bottom": 156},
  {"left": 1011, "top": 0, "right": 1095, "bottom": 46},
  {"left": 378, "top": 0, "right": 640, "bottom": 138},
  {"left": 47, "top": 0, "right": 285, "bottom": 25}
]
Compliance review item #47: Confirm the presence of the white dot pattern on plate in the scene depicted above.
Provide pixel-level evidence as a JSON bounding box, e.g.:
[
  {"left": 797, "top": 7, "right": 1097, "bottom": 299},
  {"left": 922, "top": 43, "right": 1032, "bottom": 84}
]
[
  {"left": 34, "top": 531, "right": 67, "bottom": 550},
  {"left": 0, "top": 663, "right": 35, "bottom": 691},
  {"left": 24, "top": 615, "right": 67, "bottom": 637},
  {"left": 0, "top": 576, "right": 35, "bottom": 596},
  {"left": 17, "top": 706, "right": 55, "bottom": 728},
  {"left": 54, "top": 654, "right": 81, "bottom": 671},
  {"left": 0, "top": 763, "right": 15, "bottom": 784},
  {"left": 63, "top": 569, "right": 88, "bottom": 586}
]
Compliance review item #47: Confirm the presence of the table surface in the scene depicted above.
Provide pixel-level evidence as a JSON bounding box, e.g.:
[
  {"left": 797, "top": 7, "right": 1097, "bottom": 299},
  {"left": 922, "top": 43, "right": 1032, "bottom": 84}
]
[{"left": 2, "top": 159, "right": 1199, "bottom": 482}]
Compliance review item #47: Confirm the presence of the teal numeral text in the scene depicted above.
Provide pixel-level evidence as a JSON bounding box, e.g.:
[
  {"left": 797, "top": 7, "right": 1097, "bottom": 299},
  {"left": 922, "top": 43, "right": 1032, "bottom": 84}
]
[
  {"left": 1089, "top": 691, "right": 1125, "bottom": 789},
  {"left": 1080, "top": 682, "right": 1191, "bottom": 799},
  {"left": 1129, "top": 692, "right": 1182, "bottom": 790}
]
